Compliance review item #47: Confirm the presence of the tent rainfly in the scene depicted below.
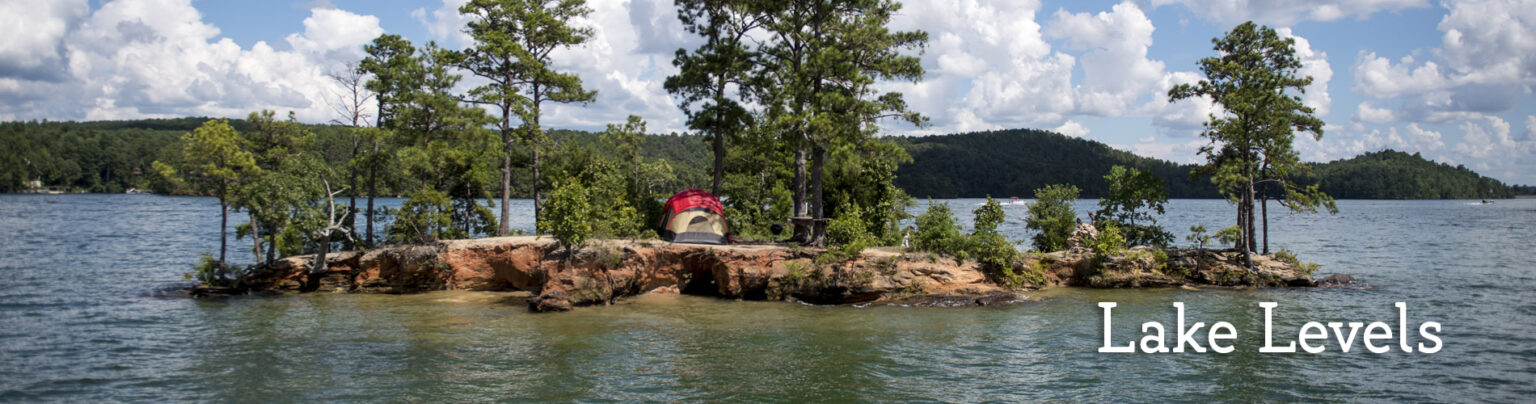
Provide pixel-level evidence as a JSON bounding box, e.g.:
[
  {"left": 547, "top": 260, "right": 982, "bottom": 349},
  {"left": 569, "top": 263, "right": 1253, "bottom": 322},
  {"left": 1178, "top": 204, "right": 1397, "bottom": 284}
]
[{"left": 658, "top": 189, "right": 729, "bottom": 245}]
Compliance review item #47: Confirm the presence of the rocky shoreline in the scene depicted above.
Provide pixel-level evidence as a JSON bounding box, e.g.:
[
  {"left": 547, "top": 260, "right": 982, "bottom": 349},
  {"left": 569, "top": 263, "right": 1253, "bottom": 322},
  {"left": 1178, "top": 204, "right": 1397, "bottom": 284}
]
[{"left": 192, "top": 236, "right": 1354, "bottom": 312}]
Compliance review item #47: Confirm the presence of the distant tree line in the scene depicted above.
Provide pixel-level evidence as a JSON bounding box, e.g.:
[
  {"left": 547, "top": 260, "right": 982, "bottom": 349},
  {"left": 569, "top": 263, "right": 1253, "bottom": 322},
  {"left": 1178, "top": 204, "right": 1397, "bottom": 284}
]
[
  {"left": 1, "top": 119, "right": 1517, "bottom": 201},
  {"left": 891, "top": 129, "right": 1516, "bottom": 200}
]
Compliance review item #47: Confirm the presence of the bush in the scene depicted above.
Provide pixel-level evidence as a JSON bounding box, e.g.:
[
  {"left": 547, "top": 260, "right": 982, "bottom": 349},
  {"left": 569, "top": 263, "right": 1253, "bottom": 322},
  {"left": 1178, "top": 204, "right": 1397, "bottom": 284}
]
[
  {"left": 972, "top": 195, "right": 1006, "bottom": 233},
  {"left": 968, "top": 197, "right": 1019, "bottom": 268},
  {"left": 914, "top": 202, "right": 965, "bottom": 258},
  {"left": 1215, "top": 225, "right": 1243, "bottom": 247},
  {"left": 1026, "top": 184, "right": 1079, "bottom": 252},
  {"left": 1089, "top": 222, "right": 1126, "bottom": 258},
  {"left": 823, "top": 204, "right": 874, "bottom": 263},
  {"left": 1092, "top": 166, "right": 1173, "bottom": 247},
  {"left": 546, "top": 179, "right": 592, "bottom": 254},
  {"left": 1274, "top": 248, "right": 1320, "bottom": 275},
  {"left": 388, "top": 188, "right": 453, "bottom": 245},
  {"left": 189, "top": 251, "right": 242, "bottom": 287},
  {"left": 1187, "top": 225, "right": 1211, "bottom": 249},
  {"left": 969, "top": 232, "right": 1017, "bottom": 268}
]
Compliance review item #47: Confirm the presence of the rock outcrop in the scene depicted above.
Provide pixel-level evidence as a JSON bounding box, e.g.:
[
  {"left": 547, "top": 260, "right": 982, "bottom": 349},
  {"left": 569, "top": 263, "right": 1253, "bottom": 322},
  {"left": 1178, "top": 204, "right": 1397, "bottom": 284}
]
[{"left": 202, "top": 236, "right": 1333, "bottom": 312}]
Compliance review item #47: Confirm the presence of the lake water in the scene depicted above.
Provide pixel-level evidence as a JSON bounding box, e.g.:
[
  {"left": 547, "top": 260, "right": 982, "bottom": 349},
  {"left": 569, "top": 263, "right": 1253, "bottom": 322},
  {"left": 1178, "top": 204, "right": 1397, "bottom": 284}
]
[{"left": 1, "top": 194, "right": 1532, "bottom": 402}]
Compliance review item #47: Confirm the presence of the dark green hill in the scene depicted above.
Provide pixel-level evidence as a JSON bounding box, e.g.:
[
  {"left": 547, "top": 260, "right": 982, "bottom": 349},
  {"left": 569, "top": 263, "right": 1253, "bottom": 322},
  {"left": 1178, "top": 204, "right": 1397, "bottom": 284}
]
[
  {"left": 1305, "top": 150, "right": 1514, "bottom": 199},
  {"left": 890, "top": 129, "right": 1217, "bottom": 198},
  {"left": 889, "top": 128, "right": 1515, "bottom": 200}
]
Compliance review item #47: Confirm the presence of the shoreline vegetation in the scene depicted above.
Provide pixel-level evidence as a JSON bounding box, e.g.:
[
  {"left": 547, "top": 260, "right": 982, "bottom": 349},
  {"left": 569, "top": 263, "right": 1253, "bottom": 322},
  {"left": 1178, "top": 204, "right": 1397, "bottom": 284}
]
[{"left": 0, "top": 8, "right": 1501, "bottom": 311}]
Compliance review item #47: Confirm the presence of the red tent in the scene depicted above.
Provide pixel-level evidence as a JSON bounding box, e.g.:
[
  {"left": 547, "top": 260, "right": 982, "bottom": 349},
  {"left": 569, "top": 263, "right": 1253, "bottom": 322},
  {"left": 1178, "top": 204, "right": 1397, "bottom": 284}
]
[{"left": 658, "top": 189, "right": 729, "bottom": 244}]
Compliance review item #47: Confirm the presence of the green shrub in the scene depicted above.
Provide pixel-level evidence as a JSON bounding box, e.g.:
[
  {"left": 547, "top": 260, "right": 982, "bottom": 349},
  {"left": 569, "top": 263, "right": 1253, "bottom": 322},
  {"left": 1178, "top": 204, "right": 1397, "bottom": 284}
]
[
  {"left": 1274, "top": 248, "right": 1320, "bottom": 275},
  {"left": 1186, "top": 225, "right": 1211, "bottom": 249},
  {"left": 1089, "top": 223, "right": 1126, "bottom": 258},
  {"left": 1092, "top": 166, "right": 1173, "bottom": 247},
  {"left": 1026, "top": 184, "right": 1079, "bottom": 252},
  {"left": 968, "top": 196, "right": 1019, "bottom": 268},
  {"left": 189, "top": 251, "right": 242, "bottom": 287},
  {"left": 388, "top": 188, "right": 453, "bottom": 245},
  {"left": 969, "top": 232, "right": 1018, "bottom": 268},
  {"left": 914, "top": 202, "right": 965, "bottom": 256},
  {"left": 972, "top": 196, "right": 1006, "bottom": 233},
  {"left": 1215, "top": 225, "right": 1243, "bottom": 247},
  {"left": 546, "top": 179, "right": 592, "bottom": 254}
]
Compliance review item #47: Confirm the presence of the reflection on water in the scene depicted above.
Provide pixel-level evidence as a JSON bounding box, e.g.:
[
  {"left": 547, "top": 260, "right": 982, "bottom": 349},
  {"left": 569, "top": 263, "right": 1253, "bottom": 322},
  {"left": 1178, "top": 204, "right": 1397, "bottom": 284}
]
[{"left": 1, "top": 195, "right": 1533, "bottom": 401}]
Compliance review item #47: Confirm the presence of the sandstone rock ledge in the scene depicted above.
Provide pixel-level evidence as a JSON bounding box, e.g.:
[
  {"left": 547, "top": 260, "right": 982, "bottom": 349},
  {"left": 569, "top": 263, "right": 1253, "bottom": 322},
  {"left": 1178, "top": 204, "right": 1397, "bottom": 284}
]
[{"left": 201, "top": 236, "right": 1336, "bottom": 312}]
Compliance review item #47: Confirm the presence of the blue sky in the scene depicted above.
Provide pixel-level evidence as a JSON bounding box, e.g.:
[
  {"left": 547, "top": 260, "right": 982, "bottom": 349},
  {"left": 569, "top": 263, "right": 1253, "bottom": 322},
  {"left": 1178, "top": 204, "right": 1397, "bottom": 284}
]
[{"left": 4, "top": 0, "right": 1534, "bottom": 184}]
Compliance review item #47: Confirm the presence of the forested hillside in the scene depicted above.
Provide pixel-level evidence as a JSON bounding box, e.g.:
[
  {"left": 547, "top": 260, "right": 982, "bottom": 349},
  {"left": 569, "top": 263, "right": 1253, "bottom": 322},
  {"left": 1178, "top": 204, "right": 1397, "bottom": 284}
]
[
  {"left": 891, "top": 129, "right": 1217, "bottom": 198},
  {"left": 1304, "top": 150, "right": 1515, "bottom": 199},
  {"left": 891, "top": 128, "right": 1516, "bottom": 199},
  {"left": 0, "top": 119, "right": 1518, "bottom": 199}
]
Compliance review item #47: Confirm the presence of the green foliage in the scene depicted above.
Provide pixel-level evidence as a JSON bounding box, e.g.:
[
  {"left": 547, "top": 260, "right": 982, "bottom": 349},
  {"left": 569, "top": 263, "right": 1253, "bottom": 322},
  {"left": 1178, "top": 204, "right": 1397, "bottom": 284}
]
[
  {"left": 1215, "top": 226, "right": 1243, "bottom": 247},
  {"left": 170, "top": 119, "right": 258, "bottom": 198},
  {"left": 972, "top": 196, "right": 1007, "bottom": 234},
  {"left": 969, "top": 232, "right": 1017, "bottom": 268},
  {"left": 1093, "top": 165, "right": 1173, "bottom": 247},
  {"left": 826, "top": 204, "right": 872, "bottom": 248},
  {"left": 913, "top": 202, "right": 965, "bottom": 260},
  {"left": 1169, "top": 21, "right": 1330, "bottom": 264},
  {"left": 825, "top": 140, "right": 917, "bottom": 246},
  {"left": 388, "top": 188, "right": 455, "bottom": 244},
  {"left": 892, "top": 129, "right": 1218, "bottom": 199},
  {"left": 665, "top": 0, "right": 756, "bottom": 194},
  {"left": 967, "top": 196, "right": 1019, "bottom": 269},
  {"left": 189, "top": 251, "right": 241, "bottom": 287},
  {"left": 546, "top": 178, "right": 592, "bottom": 252},
  {"left": 2, "top": 122, "right": 1517, "bottom": 201},
  {"left": 1304, "top": 150, "right": 1514, "bottom": 199},
  {"left": 1186, "top": 225, "right": 1211, "bottom": 250},
  {"left": 1089, "top": 223, "right": 1126, "bottom": 258},
  {"left": 545, "top": 117, "right": 670, "bottom": 240},
  {"left": 1025, "top": 184, "right": 1079, "bottom": 252},
  {"left": 458, "top": 0, "right": 596, "bottom": 235},
  {"left": 1274, "top": 248, "right": 1320, "bottom": 275}
]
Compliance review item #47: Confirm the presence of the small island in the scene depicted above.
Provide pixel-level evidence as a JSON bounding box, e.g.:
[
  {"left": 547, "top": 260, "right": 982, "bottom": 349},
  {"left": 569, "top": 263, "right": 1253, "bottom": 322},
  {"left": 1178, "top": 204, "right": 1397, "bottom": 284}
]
[{"left": 194, "top": 234, "right": 1356, "bottom": 312}]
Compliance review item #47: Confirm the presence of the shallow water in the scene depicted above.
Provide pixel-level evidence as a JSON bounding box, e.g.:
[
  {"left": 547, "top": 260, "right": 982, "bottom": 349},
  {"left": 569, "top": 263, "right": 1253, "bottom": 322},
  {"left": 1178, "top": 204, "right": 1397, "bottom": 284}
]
[{"left": 1, "top": 194, "right": 1532, "bottom": 401}]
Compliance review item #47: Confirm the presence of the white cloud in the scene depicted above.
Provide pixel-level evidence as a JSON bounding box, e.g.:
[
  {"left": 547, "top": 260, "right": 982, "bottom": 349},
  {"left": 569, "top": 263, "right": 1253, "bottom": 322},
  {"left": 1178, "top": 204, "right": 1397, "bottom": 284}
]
[
  {"left": 1054, "top": 120, "right": 1090, "bottom": 137},
  {"left": 0, "top": 0, "right": 89, "bottom": 82},
  {"left": 412, "top": 0, "right": 472, "bottom": 49},
  {"left": 1353, "top": 101, "right": 1395, "bottom": 123},
  {"left": 1279, "top": 28, "right": 1332, "bottom": 117},
  {"left": 1351, "top": 0, "right": 1536, "bottom": 121},
  {"left": 1149, "top": 0, "right": 1430, "bottom": 26},
  {"left": 1047, "top": 2, "right": 1165, "bottom": 117},
  {"left": 1125, "top": 138, "right": 1207, "bottom": 165},
  {"left": 0, "top": 0, "right": 383, "bottom": 123},
  {"left": 1523, "top": 115, "right": 1536, "bottom": 142}
]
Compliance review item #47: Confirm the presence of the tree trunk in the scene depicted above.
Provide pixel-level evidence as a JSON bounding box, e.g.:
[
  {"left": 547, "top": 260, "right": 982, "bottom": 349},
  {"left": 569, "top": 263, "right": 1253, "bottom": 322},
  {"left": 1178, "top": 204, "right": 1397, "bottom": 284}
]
[
  {"left": 347, "top": 181, "right": 357, "bottom": 250},
  {"left": 218, "top": 197, "right": 228, "bottom": 267},
  {"left": 499, "top": 130, "right": 512, "bottom": 236},
  {"left": 366, "top": 156, "right": 376, "bottom": 248},
  {"left": 1261, "top": 192, "right": 1270, "bottom": 255},
  {"left": 711, "top": 79, "right": 726, "bottom": 196},
  {"left": 251, "top": 215, "right": 263, "bottom": 266},
  {"left": 532, "top": 90, "right": 544, "bottom": 235},
  {"left": 809, "top": 143, "right": 826, "bottom": 247},
  {"left": 533, "top": 146, "right": 542, "bottom": 234},
  {"left": 264, "top": 232, "right": 276, "bottom": 264},
  {"left": 790, "top": 145, "right": 808, "bottom": 243},
  {"left": 304, "top": 235, "right": 330, "bottom": 292},
  {"left": 1244, "top": 176, "right": 1255, "bottom": 268}
]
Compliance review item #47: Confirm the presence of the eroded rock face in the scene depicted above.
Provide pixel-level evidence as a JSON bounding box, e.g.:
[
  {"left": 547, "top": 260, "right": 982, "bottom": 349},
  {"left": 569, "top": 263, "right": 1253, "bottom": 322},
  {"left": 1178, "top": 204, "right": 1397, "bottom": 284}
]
[{"left": 225, "top": 237, "right": 1329, "bottom": 312}]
